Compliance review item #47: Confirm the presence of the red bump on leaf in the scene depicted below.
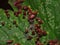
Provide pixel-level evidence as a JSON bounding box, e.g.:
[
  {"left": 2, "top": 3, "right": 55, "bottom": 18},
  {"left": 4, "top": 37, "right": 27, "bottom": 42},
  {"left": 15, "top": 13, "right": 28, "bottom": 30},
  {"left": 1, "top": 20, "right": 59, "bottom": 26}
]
[
  {"left": 48, "top": 40, "right": 58, "bottom": 44},
  {"left": 14, "top": 43, "right": 21, "bottom": 45},
  {"left": 42, "top": 30, "right": 47, "bottom": 36},
  {"left": 17, "top": 0, "right": 24, "bottom": 3},
  {"left": 35, "top": 24, "right": 41, "bottom": 29},
  {"left": 36, "top": 41, "right": 43, "bottom": 45},
  {"left": 6, "top": 40, "right": 13, "bottom": 44},
  {"left": 28, "top": 19, "right": 34, "bottom": 24},
  {"left": 4, "top": 10, "right": 9, "bottom": 14},
  {"left": 6, "top": 13, "right": 10, "bottom": 19},
  {"left": 1, "top": 21, "right": 5, "bottom": 26},
  {"left": 28, "top": 14, "right": 36, "bottom": 20},
  {"left": 36, "top": 17, "right": 43, "bottom": 24},
  {"left": 27, "top": 35, "right": 32, "bottom": 40},
  {"left": 23, "top": 11, "right": 26, "bottom": 16},
  {"left": 23, "top": 6, "right": 29, "bottom": 11},
  {"left": 32, "top": 30, "right": 35, "bottom": 35},
  {"left": 32, "top": 11, "right": 38, "bottom": 15},
  {"left": 14, "top": 11, "right": 20, "bottom": 17},
  {"left": 14, "top": 1, "right": 20, "bottom": 6},
  {"left": 17, "top": 5, "right": 22, "bottom": 10}
]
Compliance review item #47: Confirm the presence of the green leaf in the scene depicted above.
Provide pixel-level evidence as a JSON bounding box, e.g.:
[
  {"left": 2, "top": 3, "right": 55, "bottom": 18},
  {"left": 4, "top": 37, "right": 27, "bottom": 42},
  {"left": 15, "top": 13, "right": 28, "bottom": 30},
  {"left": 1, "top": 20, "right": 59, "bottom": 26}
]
[{"left": 0, "top": 0, "right": 60, "bottom": 45}]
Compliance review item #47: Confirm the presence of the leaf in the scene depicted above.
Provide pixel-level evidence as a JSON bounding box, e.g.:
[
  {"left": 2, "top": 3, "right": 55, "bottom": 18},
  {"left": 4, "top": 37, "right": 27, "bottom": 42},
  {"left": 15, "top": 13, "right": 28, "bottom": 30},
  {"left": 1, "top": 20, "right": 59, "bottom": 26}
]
[{"left": 0, "top": 0, "right": 60, "bottom": 45}]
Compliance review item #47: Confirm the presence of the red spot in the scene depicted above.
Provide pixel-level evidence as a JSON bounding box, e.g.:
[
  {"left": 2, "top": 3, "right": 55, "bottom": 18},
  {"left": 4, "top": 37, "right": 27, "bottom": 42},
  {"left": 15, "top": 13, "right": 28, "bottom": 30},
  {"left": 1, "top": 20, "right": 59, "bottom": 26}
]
[
  {"left": 6, "top": 40, "right": 13, "bottom": 44},
  {"left": 4, "top": 10, "right": 9, "bottom": 14},
  {"left": 35, "top": 24, "right": 41, "bottom": 29},
  {"left": 36, "top": 41, "right": 43, "bottom": 45},
  {"left": 18, "top": 0, "right": 24, "bottom": 3},
  {"left": 17, "top": 5, "right": 22, "bottom": 10},
  {"left": 14, "top": 11, "right": 20, "bottom": 17},
  {"left": 23, "top": 6, "right": 29, "bottom": 11},
  {"left": 28, "top": 19, "right": 34, "bottom": 24},
  {"left": 14, "top": 2, "right": 19, "bottom": 6},
  {"left": 42, "top": 30, "right": 47, "bottom": 36},
  {"left": 6, "top": 13, "right": 10, "bottom": 19},
  {"left": 14, "top": 43, "right": 21, "bottom": 45},
  {"left": 32, "top": 11, "right": 38, "bottom": 15},
  {"left": 28, "top": 14, "right": 36, "bottom": 20},
  {"left": 48, "top": 40, "right": 58, "bottom": 45},
  {"left": 36, "top": 17, "right": 43, "bottom": 24},
  {"left": 27, "top": 35, "right": 32, "bottom": 40},
  {"left": 18, "top": 9, "right": 22, "bottom": 14},
  {"left": 23, "top": 11, "right": 26, "bottom": 16},
  {"left": 32, "top": 30, "right": 35, "bottom": 35},
  {"left": 1, "top": 21, "right": 5, "bottom": 26}
]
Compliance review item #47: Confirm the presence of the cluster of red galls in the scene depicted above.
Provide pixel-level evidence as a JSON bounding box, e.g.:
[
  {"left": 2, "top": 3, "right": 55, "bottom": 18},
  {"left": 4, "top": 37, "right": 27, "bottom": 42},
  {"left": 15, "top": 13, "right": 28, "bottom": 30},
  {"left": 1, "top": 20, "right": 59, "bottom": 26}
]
[
  {"left": 24, "top": 5, "right": 47, "bottom": 45},
  {"left": 1, "top": 0, "right": 59, "bottom": 45}
]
